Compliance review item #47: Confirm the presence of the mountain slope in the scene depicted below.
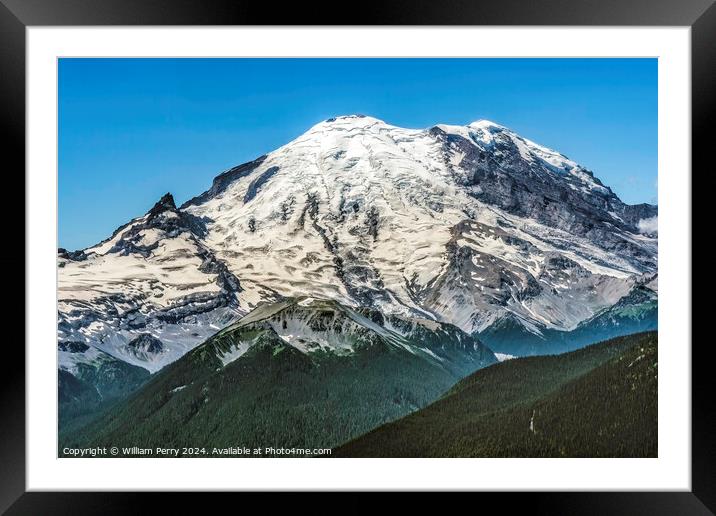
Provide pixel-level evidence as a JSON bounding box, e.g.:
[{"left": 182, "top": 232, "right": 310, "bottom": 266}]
[
  {"left": 58, "top": 193, "right": 242, "bottom": 373},
  {"left": 479, "top": 280, "right": 657, "bottom": 355},
  {"left": 58, "top": 343, "right": 150, "bottom": 428},
  {"left": 336, "top": 331, "right": 657, "bottom": 457},
  {"left": 60, "top": 298, "right": 496, "bottom": 454},
  {"left": 58, "top": 115, "right": 657, "bottom": 377},
  {"left": 182, "top": 115, "right": 655, "bottom": 333}
]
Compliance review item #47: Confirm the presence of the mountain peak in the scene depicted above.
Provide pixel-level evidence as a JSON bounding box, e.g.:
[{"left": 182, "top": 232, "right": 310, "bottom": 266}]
[
  {"left": 148, "top": 192, "right": 176, "bottom": 216},
  {"left": 316, "top": 114, "right": 387, "bottom": 128},
  {"left": 468, "top": 119, "right": 507, "bottom": 131},
  {"left": 300, "top": 115, "right": 390, "bottom": 139},
  {"left": 325, "top": 114, "right": 369, "bottom": 122}
]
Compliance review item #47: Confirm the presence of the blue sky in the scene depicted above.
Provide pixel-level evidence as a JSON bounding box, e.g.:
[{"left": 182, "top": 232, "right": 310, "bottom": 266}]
[{"left": 59, "top": 58, "right": 657, "bottom": 250}]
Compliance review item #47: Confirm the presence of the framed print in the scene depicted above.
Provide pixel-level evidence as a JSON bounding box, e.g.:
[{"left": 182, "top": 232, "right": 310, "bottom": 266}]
[{"left": 2, "top": 0, "right": 713, "bottom": 513}]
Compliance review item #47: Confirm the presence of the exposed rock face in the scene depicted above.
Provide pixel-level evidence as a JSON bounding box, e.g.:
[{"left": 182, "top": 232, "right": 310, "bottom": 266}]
[
  {"left": 181, "top": 156, "right": 268, "bottom": 208},
  {"left": 126, "top": 333, "right": 164, "bottom": 360},
  {"left": 430, "top": 123, "right": 657, "bottom": 267},
  {"left": 58, "top": 341, "right": 89, "bottom": 353}
]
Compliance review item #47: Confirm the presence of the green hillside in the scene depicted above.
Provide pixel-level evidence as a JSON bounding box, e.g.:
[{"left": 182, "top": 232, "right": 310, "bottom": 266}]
[
  {"left": 60, "top": 299, "right": 495, "bottom": 455},
  {"left": 335, "top": 331, "right": 657, "bottom": 457},
  {"left": 58, "top": 355, "right": 150, "bottom": 432}
]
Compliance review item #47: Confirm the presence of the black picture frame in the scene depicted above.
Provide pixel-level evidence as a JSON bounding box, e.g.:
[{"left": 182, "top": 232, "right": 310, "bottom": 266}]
[{"left": 1, "top": 0, "right": 711, "bottom": 513}]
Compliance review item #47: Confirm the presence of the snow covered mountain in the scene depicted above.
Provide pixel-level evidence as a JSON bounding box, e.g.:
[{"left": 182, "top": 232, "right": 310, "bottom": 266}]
[
  {"left": 58, "top": 193, "right": 241, "bottom": 373},
  {"left": 58, "top": 114, "right": 657, "bottom": 375}
]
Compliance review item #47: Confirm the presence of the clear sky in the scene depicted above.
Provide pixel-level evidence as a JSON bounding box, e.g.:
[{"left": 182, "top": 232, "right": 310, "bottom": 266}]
[{"left": 59, "top": 58, "right": 657, "bottom": 251}]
